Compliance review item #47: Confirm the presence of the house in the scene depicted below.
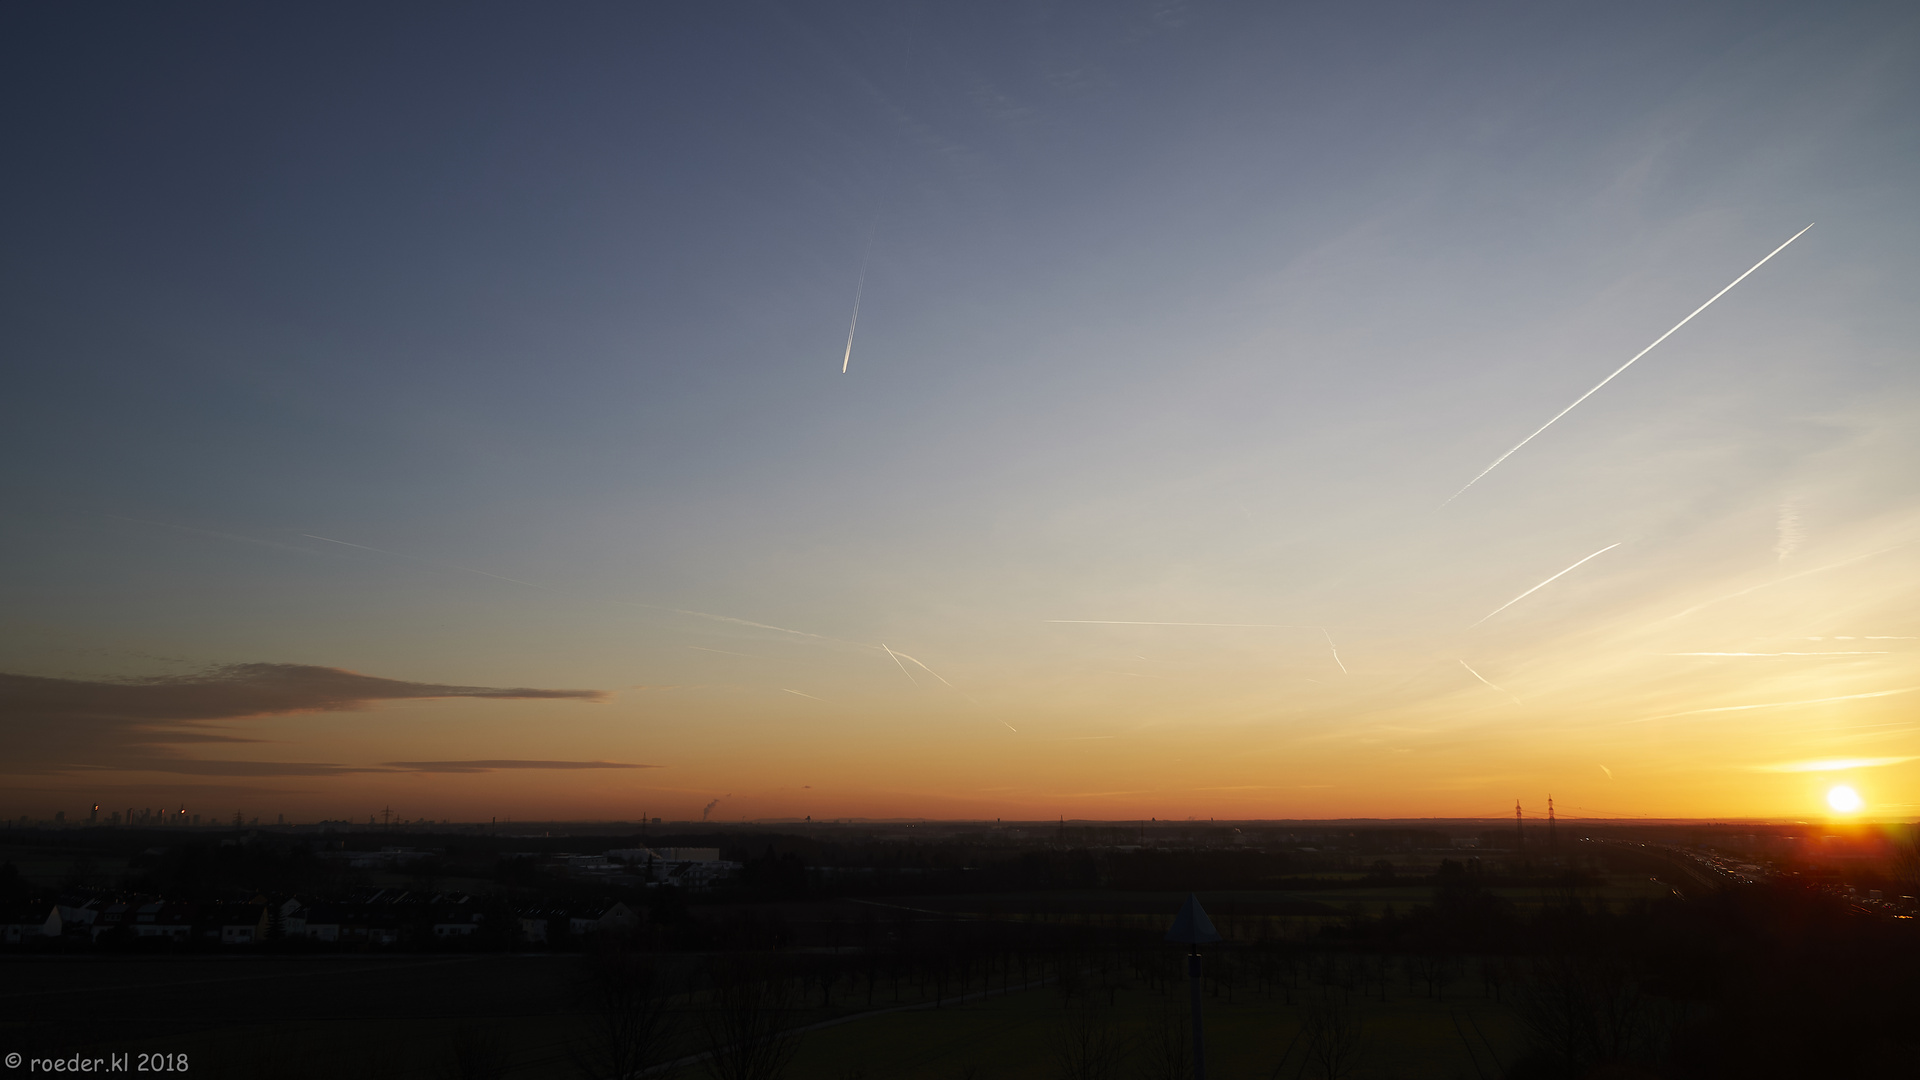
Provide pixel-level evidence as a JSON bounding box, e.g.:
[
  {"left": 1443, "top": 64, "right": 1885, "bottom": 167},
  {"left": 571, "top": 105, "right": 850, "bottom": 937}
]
[
  {"left": 279, "top": 898, "right": 306, "bottom": 938},
  {"left": 300, "top": 905, "right": 345, "bottom": 943},
  {"left": 2, "top": 905, "right": 59, "bottom": 944},
  {"left": 431, "top": 896, "right": 484, "bottom": 938},
  {"left": 516, "top": 906, "right": 566, "bottom": 945},
  {"left": 133, "top": 903, "right": 193, "bottom": 942},
  {"left": 212, "top": 904, "right": 268, "bottom": 945},
  {"left": 569, "top": 901, "right": 640, "bottom": 937},
  {"left": 656, "top": 858, "right": 740, "bottom": 891}
]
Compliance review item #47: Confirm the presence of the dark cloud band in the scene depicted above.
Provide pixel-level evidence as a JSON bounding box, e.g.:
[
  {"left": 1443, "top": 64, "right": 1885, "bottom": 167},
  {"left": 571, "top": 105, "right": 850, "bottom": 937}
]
[
  {"left": 0, "top": 663, "right": 608, "bottom": 777},
  {"left": 380, "top": 760, "right": 659, "bottom": 773}
]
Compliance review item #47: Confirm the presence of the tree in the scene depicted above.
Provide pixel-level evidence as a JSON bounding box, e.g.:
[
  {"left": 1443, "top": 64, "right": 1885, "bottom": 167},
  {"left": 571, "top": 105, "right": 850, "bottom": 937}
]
[
  {"left": 1050, "top": 1001, "right": 1126, "bottom": 1080},
  {"left": 442, "top": 1023, "right": 512, "bottom": 1080},
  {"left": 573, "top": 948, "right": 679, "bottom": 1080},
  {"left": 1135, "top": 1002, "right": 1192, "bottom": 1080},
  {"left": 1294, "top": 987, "right": 1366, "bottom": 1080},
  {"left": 702, "top": 957, "right": 804, "bottom": 1080}
]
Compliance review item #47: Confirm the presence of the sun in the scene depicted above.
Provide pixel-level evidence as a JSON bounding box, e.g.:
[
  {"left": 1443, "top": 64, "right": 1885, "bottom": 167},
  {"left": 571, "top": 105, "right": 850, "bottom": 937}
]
[{"left": 1826, "top": 785, "right": 1864, "bottom": 814}]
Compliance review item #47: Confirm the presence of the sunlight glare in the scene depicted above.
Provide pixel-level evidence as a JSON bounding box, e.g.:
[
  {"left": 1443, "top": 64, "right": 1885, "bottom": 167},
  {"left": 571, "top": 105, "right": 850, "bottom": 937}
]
[{"left": 1826, "top": 785, "right": 1864, "bottom": 814}]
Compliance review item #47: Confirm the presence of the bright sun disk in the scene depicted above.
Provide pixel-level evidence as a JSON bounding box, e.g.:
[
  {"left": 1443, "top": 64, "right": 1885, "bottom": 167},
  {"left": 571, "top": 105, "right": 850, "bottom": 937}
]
[{"left": 1827, "top": 785, "right": 1863, "bottom": 814}]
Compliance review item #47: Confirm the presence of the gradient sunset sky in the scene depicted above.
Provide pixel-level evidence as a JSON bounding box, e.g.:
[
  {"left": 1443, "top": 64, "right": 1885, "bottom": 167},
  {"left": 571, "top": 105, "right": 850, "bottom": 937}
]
[{"left": 4, "top": 3, "right": 1917, "bottom": 823}]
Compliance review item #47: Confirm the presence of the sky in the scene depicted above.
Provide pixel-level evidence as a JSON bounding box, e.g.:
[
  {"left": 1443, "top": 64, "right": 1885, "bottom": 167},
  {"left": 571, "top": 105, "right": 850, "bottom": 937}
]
[{"left": 3, "top": 2, "right": 1918, "bottom": 824}]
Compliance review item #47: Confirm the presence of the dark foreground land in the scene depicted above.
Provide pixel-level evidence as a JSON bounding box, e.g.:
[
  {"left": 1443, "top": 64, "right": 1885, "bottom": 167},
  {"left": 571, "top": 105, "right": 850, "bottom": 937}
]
[{"left": 5, "top": 820, "right": 1918, "bottom": 1078}]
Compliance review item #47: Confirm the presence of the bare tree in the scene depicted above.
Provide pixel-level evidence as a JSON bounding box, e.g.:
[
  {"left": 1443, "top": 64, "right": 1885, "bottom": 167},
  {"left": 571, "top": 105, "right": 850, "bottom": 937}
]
[
  {"left": 702, "top": 958, "right": 805, "bottom": 1080},
  {"left": 1051, "top": 1002, "right": 1128, "bottom": 1080},
  {"left": 573, "top": 950, "right": 678, "bottom": 1080},
  {"left": 1294, "top": 987, "right": 1366, "bottom": 1080},
  {"left": 441, "top": 1023, "right": 512, "bottom": 1080},
  {"left": 1516, "top": 950, "right": 1665, "bottom": 1073},
  {"left": 1134, "top": 1002, "right": 1192, "bottom": 1080}
]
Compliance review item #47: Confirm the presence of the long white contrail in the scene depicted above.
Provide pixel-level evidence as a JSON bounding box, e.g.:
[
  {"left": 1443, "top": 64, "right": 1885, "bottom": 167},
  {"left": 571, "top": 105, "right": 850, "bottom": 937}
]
[
  {"left": 1045, "top": 620, "right": 1321, "bottom": 628},
  {"left": 1628, "top": 685, "right": 1920, "bottom": 723},
  {"left": 880, "top": 643, "right": 917, "bottom": 684},
  {"left": 1443, "top": 223, "right": 1814, "bottom": 506},
  {"left": 1664, "top": 542, "right": 1907, "bottom": 621},
  {"left": 1472, "top": 543, "right": 1621, "bottom": 627},
  {"left": 303, "top": 533, "right": 542, "bottom": 588},
  {"left": 840, "top": 270, "right": 865, "bottom": 374},
  {"left": 891, "top": 648, "right": 989, "bottom": 707},
  {"left": 890, "top": 650, "right": 952, "bottom": 688},
  {"left": 1459, "top": 659, "right": 1520, "bottom": 704},
  {"left": 1324, "top": 631, "right": 1349, "bottom": 675}
]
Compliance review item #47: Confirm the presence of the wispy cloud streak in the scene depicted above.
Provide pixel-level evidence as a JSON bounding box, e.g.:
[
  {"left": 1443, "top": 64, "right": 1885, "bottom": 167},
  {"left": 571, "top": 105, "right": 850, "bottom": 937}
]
[
  {"left": 1665, "top": 543, "right": 1908, "bottom": 621},
  {"left": 840, "top": 272, "right": 864, "bottom": 373},
  {"left": 1752, "top": 756, "right": 1916, "bottom": 773},
  {"left": 302, "top": 534, "right": 541, "bottom": 588},
  {"left": 1045, "top": 620, "right": 1323, "bottom": 628},
  {"left": 1458, "top": 659, "right": 1521, "bottom": 704},
  {"left": 880, "top": 643, "right": 917, "bottom": 685},
  {"left": 1666, "top": 651, "right": 1888, "bottom": 657},
  {"left": 1631, "top": 686, "right": 1920, "bottom": 723},
  {"left": 1471, "top": 543, "right": 1621, "bottom": 627},
  {"left": 1443, "top": 224, "right": 1814, "bottom": 505}
]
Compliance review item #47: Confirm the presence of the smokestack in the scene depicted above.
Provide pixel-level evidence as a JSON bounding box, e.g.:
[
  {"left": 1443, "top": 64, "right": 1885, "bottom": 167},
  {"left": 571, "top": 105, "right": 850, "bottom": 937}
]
[
  {"left": 1548, "top": 796, "right": 1556, "bottom": 849},
  {"left": 1515, "top": 799, "right": 1523, "bottom": 848}
]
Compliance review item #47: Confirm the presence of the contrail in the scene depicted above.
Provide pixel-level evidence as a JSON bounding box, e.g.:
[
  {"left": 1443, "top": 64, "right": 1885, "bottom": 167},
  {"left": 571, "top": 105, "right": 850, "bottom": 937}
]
[
  {"left": 302, "top": 533, "right": 542, "bottom": 588},
  {"left": 1471, "top": 543, "right": 1621, "bottom": 627},
  {"left": 689, "top": 646, "right": 791, "bottom": 660},
  {"left": 1666, "top": 543, "right": 1907, "bottom": 621},
  {"left": 1459, "top": 659, "right": 1521, "bottom": 704},
  {"left": 880, "top": 643, "right": 917, "bottom": 685},
  {"left": 841, "top": 222, "right": 878, "bottom": 375},
  {"left": 890, "top": 650, "right": 954, "bottom": 689},
  {"left": 1598, "top": 764, "right": 1613, "bottom": 779},
  {"left": 890, "top": 649, "right": 987, "bottom": 706},
  {"left": 107, "top": 514, "right": 316, "bottom": 557},
  {"left": 1443, "top": 223, "right": 1814, "bottom": 506},
  {"left": 1325, "top": 631, "right": 1349, "bottom": 675},
  {"left": 1001, "top": 720, "right": 1019, "bottom": 733},
  {"left": 781, "top": 688, "right": 824, "bottom": 701},
  {"left": 840, "top": 269, "right": 865, "bottom": 373},
  {"left": 310, "top": 533, "right": 866, "bottom": 650},
  {"left": 1629, "top": 685, "right": 1920, "bottom": 723},
  {"left": 1045, "top": 620, "right": 1322, "bottom": 628},
  {"left": 1667, "top": 651, "right": 1887, "bottom": 657}
]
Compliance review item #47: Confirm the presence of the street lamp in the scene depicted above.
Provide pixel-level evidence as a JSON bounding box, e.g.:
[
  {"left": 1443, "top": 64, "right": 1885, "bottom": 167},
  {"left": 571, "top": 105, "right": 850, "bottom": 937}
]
[{"left": 1165, "top": 893, "right": 1223, "bottom": 1080}]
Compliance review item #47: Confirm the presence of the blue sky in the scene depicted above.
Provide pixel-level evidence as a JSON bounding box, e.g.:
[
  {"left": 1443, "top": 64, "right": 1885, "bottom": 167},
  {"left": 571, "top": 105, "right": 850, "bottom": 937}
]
[{"left": 3, "top": 2, "right": 1917, "bottom": 821}]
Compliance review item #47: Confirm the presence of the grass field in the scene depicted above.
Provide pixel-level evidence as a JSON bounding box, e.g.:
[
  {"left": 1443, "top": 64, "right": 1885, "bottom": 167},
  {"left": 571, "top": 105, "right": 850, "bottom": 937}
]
[{"left": 6, "top": 949, "right": 1528, "bottom": 1079}]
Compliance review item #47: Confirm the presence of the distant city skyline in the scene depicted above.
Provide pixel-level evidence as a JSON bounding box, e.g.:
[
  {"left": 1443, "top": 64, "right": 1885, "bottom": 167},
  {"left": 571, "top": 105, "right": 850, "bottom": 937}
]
[{"left": 3, "top": 3, "right": 1917, "bottom": 822}]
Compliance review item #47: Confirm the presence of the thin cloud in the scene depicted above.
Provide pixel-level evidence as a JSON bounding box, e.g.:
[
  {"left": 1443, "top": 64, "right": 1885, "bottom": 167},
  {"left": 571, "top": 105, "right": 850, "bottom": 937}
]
[
  {"left": 0, "top": 663, "right": 605, "bottom": 776},
  {"left": 1631, "top": 686, "right": 1920, "bottom": 723},
  {"left": 382, "top": 760, "right": 660, "bottom": 774},
  {"left": 0, "top": 663, "right": 604, "bottom": 722},
  {"left": 1665, "top": 651, "right": 1888, "bottom": 657},
  {"left": 1750, "top": 756, "right": 1917, "bottom": 773},
  {"left": 113, "top": 759, "right": 388, "bottom": 777}
]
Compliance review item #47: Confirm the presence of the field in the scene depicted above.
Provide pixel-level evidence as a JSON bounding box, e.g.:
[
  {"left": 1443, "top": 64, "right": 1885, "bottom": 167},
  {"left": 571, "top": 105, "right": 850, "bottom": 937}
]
[{"left": 6, "top": 940, "right": 1530, "bottom": 1079}]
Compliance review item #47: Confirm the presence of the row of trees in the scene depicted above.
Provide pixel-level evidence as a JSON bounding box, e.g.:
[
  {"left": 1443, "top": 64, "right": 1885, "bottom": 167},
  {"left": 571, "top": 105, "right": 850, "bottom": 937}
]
[{"left": 525, "top": 877, "right": 1920, "bottom": 1080}]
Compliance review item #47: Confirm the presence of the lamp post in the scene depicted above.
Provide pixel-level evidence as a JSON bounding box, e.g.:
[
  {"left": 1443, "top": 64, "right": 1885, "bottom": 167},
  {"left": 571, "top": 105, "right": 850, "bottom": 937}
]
[{"left": 1165, "top": 893, "right": 1223, "bottom": 1080}]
